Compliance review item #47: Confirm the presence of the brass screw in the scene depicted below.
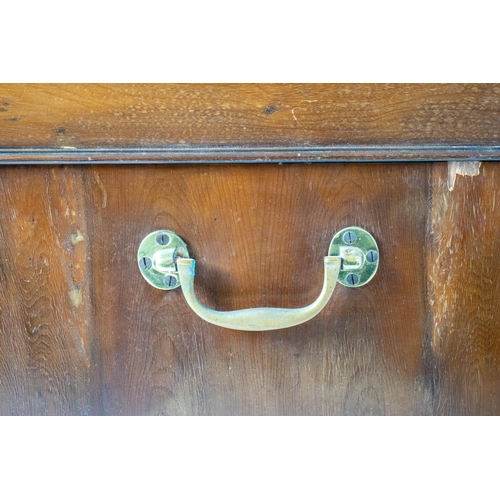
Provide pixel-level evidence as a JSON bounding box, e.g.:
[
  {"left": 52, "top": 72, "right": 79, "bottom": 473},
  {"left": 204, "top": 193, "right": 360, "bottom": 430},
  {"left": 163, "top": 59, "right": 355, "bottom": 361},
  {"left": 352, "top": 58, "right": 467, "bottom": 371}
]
[
  {"left": 156, "top": 233, "right": 170, "bottom": 245},
  {"left": 139, "top": 257, "right": 152, "bottom": 269},
  {"left": 346, "top": 273, "right": 359, "bottom": 286},
  {"left": 343, "top": 231, "right": 357, "bottom": 244},
  {"left": 164, "top": 275, "right": 177, "bottom": 287}
]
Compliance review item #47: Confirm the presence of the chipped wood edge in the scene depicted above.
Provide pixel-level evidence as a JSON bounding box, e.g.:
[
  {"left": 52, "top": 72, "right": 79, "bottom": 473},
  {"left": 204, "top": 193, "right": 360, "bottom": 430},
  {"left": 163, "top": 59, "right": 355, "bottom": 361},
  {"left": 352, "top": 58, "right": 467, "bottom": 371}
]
[{"left": 447, "top": 161, "right": 482, "bottom": 191}]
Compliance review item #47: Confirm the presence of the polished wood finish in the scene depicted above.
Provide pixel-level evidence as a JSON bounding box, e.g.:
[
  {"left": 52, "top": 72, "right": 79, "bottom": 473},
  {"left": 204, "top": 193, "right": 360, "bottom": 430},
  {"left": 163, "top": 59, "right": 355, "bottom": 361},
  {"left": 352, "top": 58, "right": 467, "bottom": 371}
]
[
  {"left": 3, "top": 161, "right": 499, "bottom": 415},
  {"left": 2, "top": 84, "right": 500, "bottom": 163}
]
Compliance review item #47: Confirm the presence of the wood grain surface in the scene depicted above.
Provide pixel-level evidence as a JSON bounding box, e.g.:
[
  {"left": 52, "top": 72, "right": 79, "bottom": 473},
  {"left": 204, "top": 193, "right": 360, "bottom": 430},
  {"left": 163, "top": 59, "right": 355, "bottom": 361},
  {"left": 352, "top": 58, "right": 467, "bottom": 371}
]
[
  {"left": 1, "top": 84, "right": 500, "bottom": 163},
  {"left": 0, "top": 167, "right": 97, "bottom": 414},
  {"left": 427, "top": 162, "right": 500, "bottom": 415},
  {"left": 1, "top": 161, "right": 499, "bottom": 415},
  {"left": 0, "top": 162, "right": 425, "bottom": 415}
]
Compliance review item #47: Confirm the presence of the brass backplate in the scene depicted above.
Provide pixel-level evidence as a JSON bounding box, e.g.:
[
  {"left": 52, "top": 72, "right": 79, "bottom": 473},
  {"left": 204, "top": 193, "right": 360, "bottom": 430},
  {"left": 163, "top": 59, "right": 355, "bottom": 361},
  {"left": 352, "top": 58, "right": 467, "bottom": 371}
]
[
  {"left": 329, "top": 227, "right": 379, "bottom": 287},
  {"left": 137, "top": 230, "right": 189, "bottom": 290}
]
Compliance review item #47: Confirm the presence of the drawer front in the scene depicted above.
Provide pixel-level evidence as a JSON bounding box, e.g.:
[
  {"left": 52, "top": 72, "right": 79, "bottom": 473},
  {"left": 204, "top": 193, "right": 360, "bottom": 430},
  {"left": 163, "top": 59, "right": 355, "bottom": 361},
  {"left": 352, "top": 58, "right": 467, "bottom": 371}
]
[{"left": 1, "top": 161, "right": 499, "bottom": 415}]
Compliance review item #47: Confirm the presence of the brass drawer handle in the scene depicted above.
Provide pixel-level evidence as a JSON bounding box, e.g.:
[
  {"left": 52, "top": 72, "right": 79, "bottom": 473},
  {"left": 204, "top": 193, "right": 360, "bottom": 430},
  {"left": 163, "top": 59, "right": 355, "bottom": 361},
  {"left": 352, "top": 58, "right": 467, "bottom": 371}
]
[
  {"left": 137, "top": 227, "right": 379, "bottom": 331},
  {"left": 177, "top": 256, "right": 341, "bottom": 331}
]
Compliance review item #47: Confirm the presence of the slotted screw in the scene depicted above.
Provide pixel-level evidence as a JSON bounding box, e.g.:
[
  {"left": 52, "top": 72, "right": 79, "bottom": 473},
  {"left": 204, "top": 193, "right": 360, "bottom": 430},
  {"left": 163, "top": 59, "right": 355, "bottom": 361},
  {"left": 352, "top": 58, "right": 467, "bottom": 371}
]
[
  {"left": 366, "top": 250, "right": 379, "bottom": 263},
  {"left": 156, "top": 232, "right": 170, "bottom": 246},
  {"left": 346, "top": 273, "right": 359, "bottom": 286},
  {"left": 139, "top": 256, "right": 152, "bottom": 269},
  {"left": 164, "top": 275, "right": 177, "bottom": 287},
  {"left": 343, "top": 231, "right": 357, "bottom": 244}
]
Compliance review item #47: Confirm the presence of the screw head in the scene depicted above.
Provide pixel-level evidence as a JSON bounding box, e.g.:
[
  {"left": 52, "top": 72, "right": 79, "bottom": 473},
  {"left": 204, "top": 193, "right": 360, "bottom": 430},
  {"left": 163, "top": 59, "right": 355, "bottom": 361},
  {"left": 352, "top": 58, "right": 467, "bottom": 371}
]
[
  {"left": 366, "top": 250, "right": 379, "bottom": 263},
  {"left": 343, "top": 230, "right": 357, "bottom": 244},
  {"left": 156, "top": 232, "right": 170, "bottom": 246},
  {"left": 164, "top": 275, "right": 177, "bottom": 287},
  {"left": 139, "top": 256, "right": 152, "bottom": 269},
  {"left": 346, "top": 273, "right": 360, "bottom": 286}
]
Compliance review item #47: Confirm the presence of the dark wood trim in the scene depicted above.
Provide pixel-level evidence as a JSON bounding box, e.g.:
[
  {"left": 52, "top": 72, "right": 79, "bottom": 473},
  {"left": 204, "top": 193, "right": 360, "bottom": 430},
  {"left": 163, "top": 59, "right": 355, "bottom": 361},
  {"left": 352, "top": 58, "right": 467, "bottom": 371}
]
[{"left": 1, "top": 145, "right": 500, "bottom": 164}]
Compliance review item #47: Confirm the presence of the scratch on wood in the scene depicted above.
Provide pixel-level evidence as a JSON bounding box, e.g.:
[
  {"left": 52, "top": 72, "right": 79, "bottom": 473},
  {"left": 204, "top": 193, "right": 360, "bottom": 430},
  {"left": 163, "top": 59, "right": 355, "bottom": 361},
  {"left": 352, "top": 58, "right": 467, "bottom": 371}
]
[
  {"left": 290, "top": 99, "right": 318, "bottom": 124},
  {"left": 447, "top": 161, "right": 481, "bottom": 191},
  {"left": 93, "top": 172, "right": 107, "bottom": 208}
]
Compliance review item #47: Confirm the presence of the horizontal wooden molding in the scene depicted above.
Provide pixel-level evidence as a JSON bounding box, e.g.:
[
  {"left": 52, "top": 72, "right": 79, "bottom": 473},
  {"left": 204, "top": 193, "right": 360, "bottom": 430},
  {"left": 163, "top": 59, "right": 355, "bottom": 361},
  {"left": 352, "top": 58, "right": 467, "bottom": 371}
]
[
  {"left": 2, "top": 84, "right": 500, "bottom": 164},
  {"left": 1, "top": 145, "right": 500, "bottom": 164}
]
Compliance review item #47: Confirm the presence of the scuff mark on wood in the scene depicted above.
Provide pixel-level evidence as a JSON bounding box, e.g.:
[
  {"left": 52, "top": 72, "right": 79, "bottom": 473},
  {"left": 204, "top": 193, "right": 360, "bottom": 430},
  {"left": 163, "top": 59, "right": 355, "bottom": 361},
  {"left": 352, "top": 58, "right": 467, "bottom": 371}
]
[
  {"left": 68, "top": 287, "right": 83, "bottom": 308},
  {"left": 70, "top": 229, "right": 85, "bottom": 245},
  {"left": 447, "top": 161, "right": 481, "bottom": 191}
]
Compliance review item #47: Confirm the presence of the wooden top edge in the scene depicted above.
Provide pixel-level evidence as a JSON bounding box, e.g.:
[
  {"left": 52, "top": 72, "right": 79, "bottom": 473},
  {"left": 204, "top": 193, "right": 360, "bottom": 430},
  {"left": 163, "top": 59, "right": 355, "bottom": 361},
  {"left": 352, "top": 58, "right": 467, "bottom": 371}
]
[{"left": 1, "top": 84, "right": 500, "bottom": 163}]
